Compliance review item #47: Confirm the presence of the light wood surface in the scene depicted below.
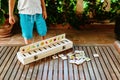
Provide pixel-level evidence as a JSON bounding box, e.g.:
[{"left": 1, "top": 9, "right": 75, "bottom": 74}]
[{"left": 0, "top": 44, "right": 120, "bottom": 80}]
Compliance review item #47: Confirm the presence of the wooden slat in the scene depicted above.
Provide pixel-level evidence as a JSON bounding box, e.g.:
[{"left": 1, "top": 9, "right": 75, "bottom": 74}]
[
  {"left": 47, "top": 57, "right": 54, "bottom": 80},
  {"left": 111, "top": 46, "right": 120, "bottom": 64},
  {"left": 0, "top": 45, "right": 120, "bottom": 80},
  {"left": 85, "top": 46, "right": 96, "bottom": 80},
  {"left": 63, "top": 59, "right": 69, "bottom": 80},
  {"left": 4, "top": 47, "right": 19, "bottom": 80},
  {"left": 0, "top": 46, "right": 7, "bottom": 59},
  {"left": 0, "top": 47, "right": 11, "bottom": 66},
  {"left": 0, "top": 47, "right": 16, "bottom": 79},
  {"left": 9, "top": 60, "right": 20, "bottom": 80},
  {"left": 59, "top": 58, "right": 63, "bottom": 80},
  {"left": 109, "top": 46, "right": 120, "bottom": 72},
  {"left": 104, "top": 46, "right": 120, "bottom": 80},
  {"left": 78, "top": 46, "right": 88, "bottom": 80},
  {"left": 31, "top": 62, "right": 40, "bottom": 80},
  {"left": 53, "top": 57, "right": 58, "bottom": 80},
  {"left": 97, "top": 46, "right": 113, "bottom": 80},
  {"left": 41, "top": 58, "right": 49, "bottom": 80},
  {"left": 94, "top": 46, "right": 107, "bottom": 80},
  {"left": 37, "top": 59, "right": 44, "bottom": 80},
  {"left": 81, "top": 46, "right": 95, "bottom": 80},
  {"left": 73, "top": 64, "right": 79, "bottom": 80},
  {"left": 68, "top": 59, "right": 74, "bottom": 80},
  {"left": 25, "top": 63, "right": 35, "bottom": 80},
  {"left": 107, "top": 47, "right": 120, "bottom": 80},
  {"left": 14, "top": 62, "right": 24, "bottom": 80},
  {"left": 73, "top": 46, "right": 80, "bottom": 80},
  {"left": 19, "top": 64, "right": 29, "bottom": 80},
  {"left": 90, "top": 46, "right": 102, "bottom": 80},
  {"left": 102, "top": 46, "right": 118, "bottom": 80},
  {"left": 90, "top": 46, "right": 103, "bottom": 80}
]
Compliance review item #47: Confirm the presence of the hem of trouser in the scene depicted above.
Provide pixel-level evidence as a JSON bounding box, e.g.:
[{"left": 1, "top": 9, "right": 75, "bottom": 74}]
[
  {"left": 22, "top": 35, "right": 33, "bottom": 40},
  {"left": 38, "top": 31, "right": 47, "bottom": 36}
]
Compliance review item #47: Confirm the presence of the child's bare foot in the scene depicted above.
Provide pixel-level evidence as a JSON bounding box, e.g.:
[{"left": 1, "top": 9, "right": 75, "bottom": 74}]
[
  {"left": 24, "top": 38, "right": 33, "bottom": 45},
  {"left": 41, "top": 36, "right": 45, "bottom": 40}
]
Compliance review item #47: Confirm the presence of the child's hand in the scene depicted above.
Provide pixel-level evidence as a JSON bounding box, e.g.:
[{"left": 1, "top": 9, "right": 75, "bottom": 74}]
[
  {"left": 9, "top": 16, "right": 15, "bottom": 25},
  {"left": 42, "top": 11, "right": 47, "bottom": 19}
]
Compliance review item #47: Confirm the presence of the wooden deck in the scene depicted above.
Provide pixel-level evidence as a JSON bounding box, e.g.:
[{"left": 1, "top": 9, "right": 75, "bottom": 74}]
[{"left": 0, "top": 44, "right": 120, "bottom": 80}]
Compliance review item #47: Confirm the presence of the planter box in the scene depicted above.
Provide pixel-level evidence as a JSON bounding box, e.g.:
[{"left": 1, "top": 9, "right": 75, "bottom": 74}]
[
  {"left": 0, "top": 24, "right": 13, "bottom": 38},
  {"left": 48, "top": 23, "right": 72, "bottom": 29}
]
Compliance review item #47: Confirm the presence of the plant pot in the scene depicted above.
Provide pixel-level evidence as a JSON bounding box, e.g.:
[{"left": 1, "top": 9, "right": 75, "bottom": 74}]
[
  {"left": 0, "top": 23, "right": 13, "bottom": 38},
  {"left": 0, "top": 15, "right": 19, "bottom": 38},
  {"left": 48, "top": 23, "right": 72, "bottom": 29}
]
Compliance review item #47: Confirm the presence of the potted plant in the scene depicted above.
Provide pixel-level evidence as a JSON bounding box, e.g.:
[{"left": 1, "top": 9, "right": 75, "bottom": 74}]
[
  {"left": 45, "top": 0, "right": 77, "bottom": 29},
  {"left": 0, "top": 9, "right": 14, "bottom": 38},
  {"left": 0, "top": 0, "right": 18, "bottom": 38}
]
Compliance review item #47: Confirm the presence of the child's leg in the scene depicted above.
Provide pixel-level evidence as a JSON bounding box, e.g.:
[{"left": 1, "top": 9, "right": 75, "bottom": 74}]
[
  {"left": 35, "top": 14, "right": 47, "bottom": 40},
  {"left": 19, "top": 14, "right": 34, "bottom": 44},
  {"left": 24, "top": 38, "right": 34, "bottom": 44}
]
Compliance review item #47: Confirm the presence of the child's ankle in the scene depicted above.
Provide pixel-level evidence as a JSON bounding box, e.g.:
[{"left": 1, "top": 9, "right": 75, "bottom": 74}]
[
  {"left": 41, "top": 36, "right": 45, "bottom": 40},
  {"left": 24, "top": 38, "right": 33, "bottom": 45}
]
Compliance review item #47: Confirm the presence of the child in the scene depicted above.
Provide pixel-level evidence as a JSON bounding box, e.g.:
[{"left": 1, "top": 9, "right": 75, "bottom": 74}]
[{"left": 9, "top": 0, "right": 47, "bottom": 44}]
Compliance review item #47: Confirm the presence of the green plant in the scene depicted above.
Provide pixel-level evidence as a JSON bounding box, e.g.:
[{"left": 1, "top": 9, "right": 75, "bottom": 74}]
[
  {"left": 83, "top": 0, "right": 120, "bottom": 22},
  {"left": 110, "top": 0, "right": 120, "bottom": 21},
  {"left": 46, "top": 0, "right": 77, "bottom": 24},
  {"left": 0, "top": 9, "right": 5, "bottom": 26},
  {"left": 46, "top": 0, "right": 120, "bottom": 28},
  {"left": 0, "top": 0, "right": 9, "bottom": 28},
  {"left": 0, "top": 0, "right": 18, "bottom": 28}
]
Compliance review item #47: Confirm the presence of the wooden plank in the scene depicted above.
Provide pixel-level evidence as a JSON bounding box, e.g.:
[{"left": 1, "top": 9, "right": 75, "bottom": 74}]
[
  {"left": 31, "top": 61, "right": 42, "bottom": 80},
  {"left": 0, "top": 45, "right": 120, "bottom": 80},
  {"left": 94, "top": 46, "right": 107, "bottom": 80},
  {"left": 90, "top": 46, "right": 101, "bottom": 80},
  {"left": 59, "top": 58, "right": 63, "bottom": 80},
  {"left": 37, "top": 59, "right": 44, "bottom": 80},
  {"left": 102, "top": 46, "right": 119, "bottom": 80},
  {"left": 78, "top": 65, "right": 85, "bottom": 80},
  {"left": 28, "top": 62, "right": 38, "bottom": 80},
  {"left": 75, "top": 46, "right": 84, "bottom": 80},
  {"left": 19, "top": 64, "right": 29, "bottom": 80},
  {"left": 86, "top": 46, "right": 97, "bottom": 80},
  {"left": 0, "top": 47, "right": 16, "bottom": 79},
  {"left": 84, "top": 46, "right": 96, "bottom": 80},
  {"left": 0, "top": 46, "right": 6, "bottom": 58},
  {"left": 4, "top": 47, "right": 19, "bottom": 80},
  {"left": 14, "top": 63, "right": 24, "bottom": 80},
  {"left": 9, "top": 60, "right": 20, "bottom": 80},
  {"left": 0, "top": 46, "right": 11, "bottom": 66},
  {"left": 73, "top": 64, "right": 79, "bottom": 80},
  {"left": 109, "top": 46, "right": 120, "bottom": 73},
  {"left": 106, "top": 46, "right": 120, "bottom": 80},
  {"left": 68, "top": 59, "right": 74, "bottom": 80},
  {"left": 63, "top": 59, "right": 69, "bottom": 80},
  {"left": 110, "top": 45, "right": 120, "bottom": 64},
  {"left": 109, "top": 46, "right": 120, "bottom": 72},
  {"left": 98, "top": 46, "right": 114, "bottom": 80},
  {"left": 73, "top": 46, "right": 80, "bottom": 80},
  {"left": 91, "top": 46, "right": 106, "bottom": 80},
  {"left": 42, "top": 58, "right": 49, "bottom": 80},
  {"left": 53, "top": 57, "right": 58, "bottom": 80},
  {"left": 83, "top": 62, "right": 91, "bottom": 80},
  {"left": 25, "top": 63, "right": 35, "bottom": 80},
  {"left": 47, "top": 57, "right": 54, "bottom": 80}
]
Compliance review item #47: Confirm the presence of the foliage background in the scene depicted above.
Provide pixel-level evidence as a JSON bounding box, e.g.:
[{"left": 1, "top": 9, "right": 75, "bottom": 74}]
[{"left": 0, "top": 0, "right": 120, "bottom": 28}]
